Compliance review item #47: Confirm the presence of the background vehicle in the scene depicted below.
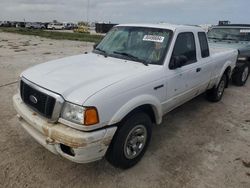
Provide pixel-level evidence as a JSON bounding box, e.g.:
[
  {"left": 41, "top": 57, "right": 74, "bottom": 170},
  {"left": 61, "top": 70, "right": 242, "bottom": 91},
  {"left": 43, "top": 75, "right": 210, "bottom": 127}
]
[
  {"left": 73, "top": 24, "right": 89, "bottom": 33},
  {"left": 13, "top": 24, "right": 238, "bottom": 169},
  {"left": 0, "top": 21, "right": 11, "bottom": 27},
  {"left": 25, "top": 22, "right": 46, "bottom": 29},
  {"left": 16, "top": 22, "right": 26, "bottom": 28},
  {"left": 95, "top": 23, "right": 117, "bottom": 33},
  {"left": 47, "top": 23, "right": 64, "bottom": 30},
  {"left": 208, "top": 24, "right": 250, "bottom": 86},
  {"left": 64, "top": 23, "right": 76, "bottom": 30}
]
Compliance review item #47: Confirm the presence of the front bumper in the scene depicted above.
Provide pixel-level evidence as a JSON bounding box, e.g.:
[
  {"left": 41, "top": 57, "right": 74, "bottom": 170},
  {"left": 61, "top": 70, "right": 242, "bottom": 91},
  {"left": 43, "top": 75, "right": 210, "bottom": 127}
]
[{"left": 13, "top": 94, "right": 117, "bottom": 163}]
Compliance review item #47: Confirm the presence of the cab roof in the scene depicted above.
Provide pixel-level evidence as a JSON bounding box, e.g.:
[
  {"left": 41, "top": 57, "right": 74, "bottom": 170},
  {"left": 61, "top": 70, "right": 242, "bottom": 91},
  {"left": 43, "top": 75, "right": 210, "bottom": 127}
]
[{"left": 116, "top": 23, "right": 204, "bottom": 32}]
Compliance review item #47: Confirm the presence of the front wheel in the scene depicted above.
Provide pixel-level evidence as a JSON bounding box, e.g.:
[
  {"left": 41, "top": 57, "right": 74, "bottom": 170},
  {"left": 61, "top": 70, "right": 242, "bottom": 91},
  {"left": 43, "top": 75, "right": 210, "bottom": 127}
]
[
  {"left": 206, "top": 74, "right": 227, "bottom": 102},
  {"left": 106, "top": 113, "right": 152, "bottom": 169},
  {"left": 232, "top": 64, "right": 249, "bottom": 86}
]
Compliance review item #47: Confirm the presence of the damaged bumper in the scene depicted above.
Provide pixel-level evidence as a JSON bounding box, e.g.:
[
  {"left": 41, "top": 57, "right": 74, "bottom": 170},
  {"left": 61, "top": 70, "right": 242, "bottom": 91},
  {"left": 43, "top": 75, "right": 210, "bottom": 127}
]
[{"left": 13, "top": 94, "right": 117, "bottom": 163}]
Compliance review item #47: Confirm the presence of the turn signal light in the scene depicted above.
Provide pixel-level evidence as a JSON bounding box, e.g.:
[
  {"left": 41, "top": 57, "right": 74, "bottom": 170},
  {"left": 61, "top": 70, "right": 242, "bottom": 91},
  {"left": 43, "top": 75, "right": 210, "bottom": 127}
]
[{"left": 84, "top": 107, "right": 99, "bottom": 125}]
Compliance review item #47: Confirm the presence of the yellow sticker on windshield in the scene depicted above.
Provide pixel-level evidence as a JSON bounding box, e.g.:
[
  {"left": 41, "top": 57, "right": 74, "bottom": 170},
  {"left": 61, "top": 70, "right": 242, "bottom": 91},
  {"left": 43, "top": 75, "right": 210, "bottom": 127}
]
[{"left": 143, "top": 35, "right": 165, "bottom": 43}]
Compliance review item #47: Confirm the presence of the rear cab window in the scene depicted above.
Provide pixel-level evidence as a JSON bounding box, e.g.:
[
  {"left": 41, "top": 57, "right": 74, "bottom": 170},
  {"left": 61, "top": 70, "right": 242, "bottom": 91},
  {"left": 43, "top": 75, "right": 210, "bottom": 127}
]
[{"left": 198, "top": 32, "right": 210, "bottom": 58}]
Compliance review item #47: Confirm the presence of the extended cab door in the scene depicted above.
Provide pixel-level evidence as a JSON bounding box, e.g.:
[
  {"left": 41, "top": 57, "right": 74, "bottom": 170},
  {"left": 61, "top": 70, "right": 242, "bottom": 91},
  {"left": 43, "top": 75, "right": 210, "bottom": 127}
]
[
  {"left": 163, "top": 31, "right": 212, "bottom": 113},
  {"left": 179, "top": 32, "right": 213, "bottom": 96},
  {"left": 194, "top": 32, "right": 214, "bottom": 92}
]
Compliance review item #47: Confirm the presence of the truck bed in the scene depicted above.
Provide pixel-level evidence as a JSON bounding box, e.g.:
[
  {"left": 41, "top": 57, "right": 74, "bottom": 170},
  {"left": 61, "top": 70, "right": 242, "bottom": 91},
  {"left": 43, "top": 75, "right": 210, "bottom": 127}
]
[{"left": 210, "top": 45, "right": 237, "bottom": 56}]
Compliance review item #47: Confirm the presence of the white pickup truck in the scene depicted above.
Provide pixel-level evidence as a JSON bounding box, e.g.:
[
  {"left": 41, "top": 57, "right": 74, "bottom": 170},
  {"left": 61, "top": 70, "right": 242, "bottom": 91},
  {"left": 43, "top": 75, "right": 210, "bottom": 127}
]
[{"left": 13, "top": 24, "right": 238, "bottom": 169}]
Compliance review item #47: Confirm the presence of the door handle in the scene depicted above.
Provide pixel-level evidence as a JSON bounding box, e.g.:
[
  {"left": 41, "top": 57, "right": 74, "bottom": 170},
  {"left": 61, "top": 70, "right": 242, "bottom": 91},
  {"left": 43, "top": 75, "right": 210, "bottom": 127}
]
[{"left": 196, "top": 68, "right": 202, "bottom": 72}]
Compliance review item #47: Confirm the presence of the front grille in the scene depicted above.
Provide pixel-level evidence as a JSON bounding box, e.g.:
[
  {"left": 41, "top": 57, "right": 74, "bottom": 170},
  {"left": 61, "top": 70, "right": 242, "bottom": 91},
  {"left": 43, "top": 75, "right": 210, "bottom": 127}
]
[{"left": 20, "top": 80, "right": 56, "bottom": 119}]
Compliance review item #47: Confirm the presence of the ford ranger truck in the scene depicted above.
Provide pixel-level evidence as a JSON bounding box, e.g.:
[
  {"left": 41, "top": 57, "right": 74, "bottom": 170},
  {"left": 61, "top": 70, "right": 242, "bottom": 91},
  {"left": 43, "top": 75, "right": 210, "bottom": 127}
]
[
  {"left": 208, "top": 24, "right": 250, "bottom": 86},
  {"left": 13, "top": 24, "right": 238, "bottom": 169}
]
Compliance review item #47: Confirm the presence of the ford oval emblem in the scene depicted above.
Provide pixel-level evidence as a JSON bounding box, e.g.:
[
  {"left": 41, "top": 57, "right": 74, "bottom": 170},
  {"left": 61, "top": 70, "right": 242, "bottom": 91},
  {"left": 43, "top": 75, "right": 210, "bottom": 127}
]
[{"left": 29, "top": 95, "right": 38, "bottom": 104}]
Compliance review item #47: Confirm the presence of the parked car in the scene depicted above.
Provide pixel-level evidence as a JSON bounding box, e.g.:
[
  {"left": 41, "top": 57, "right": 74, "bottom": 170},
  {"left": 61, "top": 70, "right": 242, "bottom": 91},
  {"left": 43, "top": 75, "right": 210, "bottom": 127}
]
[
  {"left": 0, "top": 21, "right": 11, "bottom": 27},
  {"left": 13, "top": 24, "right": 238, "bottom": 169},
  {"left": 16, "top": 22, "right": 26, "bottom": 28},
  {"left": 47, "top": 23, "right": 64, "bottom": 30},
  {"left": 25, "top": 22, "right": 46, "bottom": 29},
  {"left": 208, "top": 24, "right": 250, "bottom": 86},
  {"left": 64, "top": 23, "right": 76, "bottom": 30}
]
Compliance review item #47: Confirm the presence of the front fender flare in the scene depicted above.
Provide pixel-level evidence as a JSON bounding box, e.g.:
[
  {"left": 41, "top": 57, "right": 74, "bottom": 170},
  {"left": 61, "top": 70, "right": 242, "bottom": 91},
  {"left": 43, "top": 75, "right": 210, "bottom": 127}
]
[{"left": 108, "top": 95, "right": 163, "bottom": 125}]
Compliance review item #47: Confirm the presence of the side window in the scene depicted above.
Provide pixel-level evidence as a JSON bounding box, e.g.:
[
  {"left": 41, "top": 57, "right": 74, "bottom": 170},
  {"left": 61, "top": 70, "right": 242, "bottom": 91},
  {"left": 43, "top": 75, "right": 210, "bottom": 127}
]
[
  {"left": 172, "top": 32, "right": 197, "bottom": 65},
  {"left": 198, "top": 32, "right": 210, "bottom": 58}
]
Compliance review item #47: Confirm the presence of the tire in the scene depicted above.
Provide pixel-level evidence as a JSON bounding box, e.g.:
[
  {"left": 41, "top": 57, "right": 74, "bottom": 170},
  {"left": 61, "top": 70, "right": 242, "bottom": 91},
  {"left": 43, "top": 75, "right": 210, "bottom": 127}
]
[
  {"left": 106, "top": 113, "right": 152, "bottom": 169},
  {"left": 206, "top": 74, "right": 227, "bottom": 102},
  {"left": 232, "top": 64, "right": 249, "bottom": 86}
]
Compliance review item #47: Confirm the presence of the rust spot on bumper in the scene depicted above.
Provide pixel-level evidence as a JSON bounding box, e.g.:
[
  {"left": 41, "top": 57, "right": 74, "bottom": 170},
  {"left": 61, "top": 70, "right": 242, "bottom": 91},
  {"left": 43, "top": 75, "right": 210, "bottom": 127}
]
[
  {"left": 50, "top": 128, "right": 88, "bottom": 148},
  {"left": 102, "top": 136, "right": 113, "bottom": 146},
  {"left": 42, "top": 125, "right": 49, "bottom": 136},
  {"left": 41, "top": 124, "right": 89, "bottom": 148}
]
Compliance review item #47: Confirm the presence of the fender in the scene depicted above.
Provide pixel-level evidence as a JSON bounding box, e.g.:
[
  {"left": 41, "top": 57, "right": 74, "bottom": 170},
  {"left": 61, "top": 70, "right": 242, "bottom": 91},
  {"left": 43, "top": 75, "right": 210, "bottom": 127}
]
[
  {"left": 108, "top": 94, "right": 163, "bottom": 125},
  {"left": 216, "top": 59, "right": 235, "bottom": 87}
]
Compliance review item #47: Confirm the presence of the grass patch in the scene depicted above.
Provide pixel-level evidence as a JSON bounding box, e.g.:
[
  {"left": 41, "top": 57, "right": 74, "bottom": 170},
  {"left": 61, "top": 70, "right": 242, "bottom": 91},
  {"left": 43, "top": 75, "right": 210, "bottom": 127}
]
[{"left": 0, "top": 27, "right": 104, "bottom": 43}]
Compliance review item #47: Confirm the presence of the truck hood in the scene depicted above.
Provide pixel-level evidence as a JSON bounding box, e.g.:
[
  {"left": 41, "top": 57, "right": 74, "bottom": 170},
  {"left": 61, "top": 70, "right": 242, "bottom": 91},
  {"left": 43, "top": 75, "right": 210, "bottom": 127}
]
[
  {"left": 22, "top": 53, "right": 154, "bottom": 105},
  {"left": 209, "top": 41, "right": 250, "bottom": 56}
]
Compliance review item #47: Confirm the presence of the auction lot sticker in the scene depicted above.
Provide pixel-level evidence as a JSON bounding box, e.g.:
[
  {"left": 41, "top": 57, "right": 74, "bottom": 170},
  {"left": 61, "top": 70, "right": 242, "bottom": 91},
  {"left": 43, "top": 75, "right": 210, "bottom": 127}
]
[
  {"left": 143, "top": 35, "right": 165, "bottom": 43},
  {"left": 240, "top": 29, "right": 250, "bottom": 33}
]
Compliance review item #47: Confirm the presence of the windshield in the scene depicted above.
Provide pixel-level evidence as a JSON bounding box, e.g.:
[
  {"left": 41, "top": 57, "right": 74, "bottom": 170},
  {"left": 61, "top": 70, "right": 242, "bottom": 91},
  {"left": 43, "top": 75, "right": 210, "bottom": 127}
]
[
  {"left": 208, "top": 28, "right": 250, "bottom": 42},
  {"left": 93, "top": 26, "right": 173, "bottom": 65}
]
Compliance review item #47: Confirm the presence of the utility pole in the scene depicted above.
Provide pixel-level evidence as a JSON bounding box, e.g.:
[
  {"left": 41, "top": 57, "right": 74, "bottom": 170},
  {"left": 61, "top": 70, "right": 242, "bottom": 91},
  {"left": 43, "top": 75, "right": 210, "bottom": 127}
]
[{"left": 87, "top": 0, "right": 90, "bottom": 24}]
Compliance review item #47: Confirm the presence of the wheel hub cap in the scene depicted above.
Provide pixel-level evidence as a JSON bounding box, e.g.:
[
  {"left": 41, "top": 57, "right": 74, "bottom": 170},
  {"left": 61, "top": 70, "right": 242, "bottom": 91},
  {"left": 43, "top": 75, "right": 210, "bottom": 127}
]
[
  {"left": 242, "top": 66, "right": 249, "bottom": 82},
  {"left": 218, "top": 80, "right": 225, "bottom": 97},
  {"left": 124, "top": 125, "right": 147, "bottom": 159}
]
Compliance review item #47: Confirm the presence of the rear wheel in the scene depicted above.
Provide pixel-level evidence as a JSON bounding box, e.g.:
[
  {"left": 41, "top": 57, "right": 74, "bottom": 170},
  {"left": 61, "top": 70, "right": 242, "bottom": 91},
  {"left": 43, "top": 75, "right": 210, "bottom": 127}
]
[
  {"left": 106, "top": 113, "right": 152, "bottom": 169},
  {"left": 232, "top": 64, "right": 249, "bottom": 86},
  {"left": 206, "top": 74, "right": 227, "bottom": 102}
]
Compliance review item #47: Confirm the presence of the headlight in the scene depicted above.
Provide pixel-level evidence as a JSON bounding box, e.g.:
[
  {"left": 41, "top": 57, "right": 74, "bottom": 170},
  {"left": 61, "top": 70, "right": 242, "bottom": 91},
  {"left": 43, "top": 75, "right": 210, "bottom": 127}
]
[
  {"left": 61, "top": 102, "right": 85, "bottom": 124},
  {"left": 61, "top": 102, "right": 99, "bottom": 125}
]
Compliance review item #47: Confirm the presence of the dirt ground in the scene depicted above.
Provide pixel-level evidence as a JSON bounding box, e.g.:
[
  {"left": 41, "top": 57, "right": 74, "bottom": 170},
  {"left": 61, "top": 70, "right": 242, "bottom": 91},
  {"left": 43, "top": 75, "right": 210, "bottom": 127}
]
[{"left": 0, "top": 32, "right": 250, "bottom": 188}]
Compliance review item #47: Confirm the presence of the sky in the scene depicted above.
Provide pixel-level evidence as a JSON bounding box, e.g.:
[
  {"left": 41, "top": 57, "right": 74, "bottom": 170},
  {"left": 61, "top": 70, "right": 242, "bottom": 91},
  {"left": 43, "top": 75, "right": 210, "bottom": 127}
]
[{"left": 0, "top": 0, "right": 248, "bottom": 25}]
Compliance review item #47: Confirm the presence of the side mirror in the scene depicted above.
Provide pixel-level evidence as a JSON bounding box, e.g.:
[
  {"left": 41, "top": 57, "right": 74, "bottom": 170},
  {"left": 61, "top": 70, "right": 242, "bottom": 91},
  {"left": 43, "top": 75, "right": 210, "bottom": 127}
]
[
  {"left": 93, "top": 43, "right": 99, "bottom": 50},
  {"left": 169, "top": 55, "right": 188, "bottom": 69}
]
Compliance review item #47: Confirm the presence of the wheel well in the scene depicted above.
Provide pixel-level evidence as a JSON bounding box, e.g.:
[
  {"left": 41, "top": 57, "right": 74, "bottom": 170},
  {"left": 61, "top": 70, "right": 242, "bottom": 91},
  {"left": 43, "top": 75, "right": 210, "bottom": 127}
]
[
  {"left": 121, "top": 104, "right": 156, "bottom": 124},
  {"left": 224, "top": 67, "right": 231, "bottom": 88}
]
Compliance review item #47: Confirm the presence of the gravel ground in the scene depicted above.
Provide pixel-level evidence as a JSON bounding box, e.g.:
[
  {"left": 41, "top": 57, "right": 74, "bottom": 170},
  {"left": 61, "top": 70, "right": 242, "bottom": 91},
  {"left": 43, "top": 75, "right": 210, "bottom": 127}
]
[{"left": 0, "top": 32, "right": 250, "bottom": 188}]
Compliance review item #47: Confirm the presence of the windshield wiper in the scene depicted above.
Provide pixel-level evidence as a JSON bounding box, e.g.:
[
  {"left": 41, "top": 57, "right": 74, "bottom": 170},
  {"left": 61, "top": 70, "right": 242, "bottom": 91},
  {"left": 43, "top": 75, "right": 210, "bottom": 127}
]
[
  {"left": 208, "top": 37, "right": 221, "bottom": 40},
  {"left": 113, "top": 51, "right": 148, "bottom": 66},
  {"left": 95, "top": 47, "right": 108, "bottom": 57},
  {"left": 221, "top": 38, "right": 239, "bottom": 42}
]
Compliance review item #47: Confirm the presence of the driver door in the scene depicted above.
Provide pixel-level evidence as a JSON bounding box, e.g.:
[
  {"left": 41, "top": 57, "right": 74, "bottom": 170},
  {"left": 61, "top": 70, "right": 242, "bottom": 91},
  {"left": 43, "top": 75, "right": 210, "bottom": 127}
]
[{"left": 163, "top": 32, "right": 199, "bottom": 113}]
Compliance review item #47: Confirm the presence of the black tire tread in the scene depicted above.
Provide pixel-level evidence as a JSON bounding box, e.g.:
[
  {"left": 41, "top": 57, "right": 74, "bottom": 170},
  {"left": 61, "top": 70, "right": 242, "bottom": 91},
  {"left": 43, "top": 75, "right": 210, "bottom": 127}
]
[
  {"left": 106, "top": 113, "right": 152, "bottom": 169},
  {"left": 206, "top": 74, "right": 227, "bottom": 102},
  {"left": 232, "top": 64, "right": 249, "bottom": 86}
]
